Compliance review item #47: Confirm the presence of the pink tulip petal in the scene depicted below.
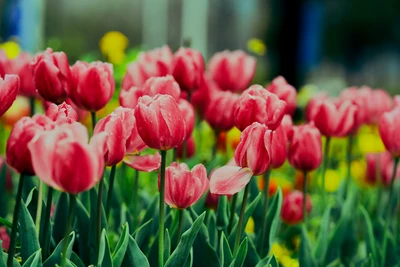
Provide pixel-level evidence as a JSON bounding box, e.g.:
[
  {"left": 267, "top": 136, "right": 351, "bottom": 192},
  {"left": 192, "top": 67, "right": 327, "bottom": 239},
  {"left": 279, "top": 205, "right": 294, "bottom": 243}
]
[
  {"left": 124, "top": 152, "right": 161, "bottom": 172},
  {"left": 210, "top": 165, "right": 253, "bottom": 195}
]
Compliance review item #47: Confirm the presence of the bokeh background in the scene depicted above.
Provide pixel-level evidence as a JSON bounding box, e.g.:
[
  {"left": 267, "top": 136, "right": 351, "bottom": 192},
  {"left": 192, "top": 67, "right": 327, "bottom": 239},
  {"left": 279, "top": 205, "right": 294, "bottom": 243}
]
[{"left": 1, "top": 0, "right": 400, "bottom": 93}]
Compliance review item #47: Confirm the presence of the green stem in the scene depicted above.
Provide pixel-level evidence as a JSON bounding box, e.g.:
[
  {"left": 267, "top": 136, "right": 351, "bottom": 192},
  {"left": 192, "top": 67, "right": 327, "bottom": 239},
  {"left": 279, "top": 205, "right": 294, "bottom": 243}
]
[
  {"left": 133, "top": 169, "right": 140, "bottom": 230},
  {"left": 96, "top": 172, "right": 105, "bottom": 265},
  {"left": 61, "top": 194, "right": 76, "bottom": 267},
  {"left": 182, "top": 140, "right": 188, "bottom": 162},
  {"left": 30, "top": 97, "right": 36, "bottom": 116},
  {"left": 212, "top": 130, "right": 219, "bottom": 159},
  {"left": 173, "top": 148, "right": 177, "bottom": 162},
  {"left": 7, "top": 173, "right": 25, "bottom": 267},
  {"left": 176, "top": 209, "right": 185, "bottom": 244},
  {"left": 105, "top": 165, "right": 117, "bottom": 219},
  {"left": 159, "top": 150, "right": 167, "bottom": 267},
  {"left": 321, "top": 137, "right": 331, "bottom": 207},
  {"left": 233, "top": 182, "right": 250, "bottom": 256},
  {"left": 228, "top": 193, "right": 238, "bottom": 234},
  {"left": 35, "top": 180, "right": 44, "bottom": 236},
  {"left": 91, "top": 111, "right": 97, "bottom": 132},
  {"left": 302, "top": 171, "right": 308, "bottom": 225},
  {"left": 41, "top": 187, "right": 54, "bottom": 259},
  {"left": 344, "top": 135, "right": 354, "bottom": 198},
  {"left": 260, "top": 169, "right": 271, "bottom": 254}
]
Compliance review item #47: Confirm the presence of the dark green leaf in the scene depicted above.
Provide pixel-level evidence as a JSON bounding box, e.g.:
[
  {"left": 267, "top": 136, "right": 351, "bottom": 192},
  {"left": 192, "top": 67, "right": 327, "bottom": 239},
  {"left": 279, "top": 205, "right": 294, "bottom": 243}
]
[
  {"left": 21, "top": 249, "right": 42, "bottom": 267},
  {"left": 43, "top": 232, "right": 75, "bottom": 267},
  {"left": 0, "top": 241, "right": 21, "bottom": 267},
  {"left": 255, "top": 255, "right": 279, "bottom": 267},
  {"left": 112, "top": 223, "right": 130, "bottom": 267},
  {"left": 52, "top": 193, "right": 69, "bottom": 245},
  {"left": 75, "top": 198, "right": 90, "bottom": 265},
  {"left": 314, "top": 206, "right": 331, "bottom": 263},
  {"left": 70, "top": 252, "right": 86, "bottom": 267},
  {"left": 229, "top": 238, "right": 248, "bottom": 267},
  {"left": 19, "top": 200, "right": 40, "bottom": 262},
  {"left": 220, "top": 232, "right": 233, "bottom": 267},
  {"left": 359, "top": 206, "right": 378, "bottom": 267},
  {"left": 265, "top": 189, "right": 282, "bottom": 254},
  {"left": 165, "top": 228, "right": 171, "bottom": 262},
  {"left": 244, "top": 233, "right": 260, "bottom": 267},
  {"left": 299, "top": 225, "right": 317, "bottom": 267},
  {"left": 0, "top": 217, "right": 12, "bottom": 228},
  {"left": 122, "top": 236, "right": 150, "bottom": 267},
  {"left": 216, "top": 196, "right": 229, "bottom": 232},
  {"left": 98, "top": 229, "right": 113, "bottom": 267},
  {"left": 89, "top": 188, "right": 108, "bottom": 265},
  {"left": 133, "top": 218, "right": 153, "bottom": 249},
  {"left": 0, "top": 163, "right": 8, "bottom": 218}
]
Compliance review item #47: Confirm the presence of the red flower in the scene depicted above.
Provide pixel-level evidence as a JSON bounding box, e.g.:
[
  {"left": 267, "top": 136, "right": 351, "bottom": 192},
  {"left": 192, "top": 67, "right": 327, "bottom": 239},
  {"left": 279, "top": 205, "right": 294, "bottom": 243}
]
[
  {"left": 270, "top": 124, "right": 288, "bottom": 169},
  {"left": 0, "top": 74, "right": 19, "bottom": 117},
  {"left": 46, "top": 102, "right": 78, "bottom": 124},
  {"left": 358, "top": 86, "right": 393, "bottom": 124},
  {"left": 366, "top": 152, "right": 400, "bottom": 186},
  {"left": 266, "top": 76, "right": 297, "bottom": 115},
  {"left": 178, "top": 99, "right": 195, "bottom": 139},
  {"left": 0, "top": 227, "right": 10, "bottom": 251},
  {"left": 11, "top": 52, "right": 36, "bottom": 97},
  {"left": 305, "top": 92, "right": 329, "bottom": 122},
  {"left": 205, "top": 91, "right": 239, "bottom": 132},
  {"left": 0, "top": 50, "right": 12, "bottom": 78},
  {"left": 379, "top": 107, "right": 400, "bottom": 157},
  {"left": 281, "top": 190, "right": 312, "bottom": 225},
  {"left": 172, "top": 48, "right": 204, "bottom": 92}
]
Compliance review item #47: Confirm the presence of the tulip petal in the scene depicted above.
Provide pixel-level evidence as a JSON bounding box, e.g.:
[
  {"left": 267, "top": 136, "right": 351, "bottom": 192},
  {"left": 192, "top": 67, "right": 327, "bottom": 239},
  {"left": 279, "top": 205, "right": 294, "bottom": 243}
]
[
  {"left": 124, "top": 152, "right": 161, "bottom": 172},
  {"left": 210, "top": 165, "right": 253, "bottom": 195}
]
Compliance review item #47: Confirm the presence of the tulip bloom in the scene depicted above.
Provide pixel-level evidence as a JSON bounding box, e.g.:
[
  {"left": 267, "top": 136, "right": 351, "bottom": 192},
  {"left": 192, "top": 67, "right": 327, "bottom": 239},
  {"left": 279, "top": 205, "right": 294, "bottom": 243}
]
[
  {"left": 305, "top": 93, "right": 329, "bottom": 122},
  {"left": 191, "top": 73, "right": 220, "bottom": 117},
  {"left": 366, "top": 152, "right": 400, "bottom": 186},
  {"left": 162, "top": 162, "right": 209, "bottom": 209},
  {"left": 208, "top": 50, "right": 256, "bottom": 92},
  {"left": 28, "top": 123, "right": 104, "bottom": 194},
  {"left": 134, "top": 94, "right": 186, "bottom": 150},
  {"left": 70, "top": 61, "right": 115, "bottom": 111},
  {"left": 46, "top": 102, "right": 78, "bottom": 124},
  {"left": 122, "top": 45, "right": 173, "bottom": 90},
  {"left": 270, "top": 125, "right": 288, "bottom": 169},
  {"left": 312, "top": 99, "right": 357, "bottom": 137},
  {"left": 234, "top": 85, "right": 286, "bottom": 131},
  {"left": 8, "top": 52, "right": 36, "bottom": 97},
  {"left": 280, "top": 114, "right": 293, "bottom": 140},
  {"left": 339, "top": 86, "right": 368, "bottom": 132},
  {"left": 0, "top": 74, "right": 20, "bottom": 117},
  {"left": 31, "top": 48, "right": 71, "bottom": 103},
  {"left": 288, "top": 123, "right": 322, "bottom": 171},
  {"left": 6, "top": 115, "right": 55, "bottom": 174},
  {"left": 178, "top": 99, "right": 195, "bottom": 139},
  {"left": 358, "top": 87, "right": 393, "bottom": 124},
  {"left": 172, "top": 48, "right": 204, "bottom": 92},
  {"left": 379, "top": 107, "right": 400, "bottom": 157},
  {"left": 0, "top": 50, "right": 12, "bottom": 78},
  {"left": 281, "top": 191, "right": 312, "bottom": 225},
  {"left": 266, "top": 76, "right": 297, "bottom": 115},
  {"left": 205, "top": 91, "right": 239, "bottom": 132},
  {"left": 235, "top": 122, "right": 272, "bottom": 175},
  {"left": 0, "top": 227, "right": 10, "bottom": 251}
]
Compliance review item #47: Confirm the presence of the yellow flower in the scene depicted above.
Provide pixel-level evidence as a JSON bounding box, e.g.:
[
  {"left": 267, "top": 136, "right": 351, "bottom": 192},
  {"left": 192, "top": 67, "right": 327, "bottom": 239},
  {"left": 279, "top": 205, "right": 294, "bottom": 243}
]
[
  {"left": 318, "top": 169, "right": 342, "bottom": 193},
  {"left": 270, "top": 243, "right": 299, "bottom": 267},
  {"left": 0, "top": 41, "right": 20, "bottom": 59},
  {"left": 357, "top": 125, "right": 385, "bottom": 154},
  {"left": 99, "top": 31, "right": 129, "bottom": 64},
  {"left": 247, "top": 38, "right": 266, "bottom": 56},
  {"left": 245, "top": 216, "right": 255, "bottom": 234}
]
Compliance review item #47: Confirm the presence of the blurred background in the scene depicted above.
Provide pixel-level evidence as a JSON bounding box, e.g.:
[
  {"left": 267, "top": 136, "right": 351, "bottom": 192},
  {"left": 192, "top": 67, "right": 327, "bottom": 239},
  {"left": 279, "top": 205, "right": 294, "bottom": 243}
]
[{"left": 0, "top": 0, "right": 400, "bottom": 94}]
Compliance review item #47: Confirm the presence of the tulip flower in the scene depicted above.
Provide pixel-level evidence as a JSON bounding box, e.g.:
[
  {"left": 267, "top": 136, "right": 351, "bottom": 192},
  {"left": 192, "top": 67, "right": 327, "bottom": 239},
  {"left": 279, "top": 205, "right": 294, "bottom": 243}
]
[
  {"left": 46, "top": 102, "right": 78, "bottom": 124},
  {"left": 339, "top": 86, "right": 368, "bottom": 133},
  {"left": 281, "top": 114, "right": 293, "bottom": 140},
  {"left": 0, "top": 50, "right": 12, "bottom": 78},
  {"left": 172, "top": 48, "right": 204, "bottom": 92},
  {"left": 270, "top": 125, "right": 288, "bottom": 169},
  {"left": 281, "top": 191, "right": 312, "bottom": 225},
  {"left": 266, "top": 76, "right": 297, "bottom": 115},
  {"left": 210, "top": 165, "right": 253, "bottom": 195},
  {"left": 208, "top": 50, "right": 256, "bottom": 92},
  {"left": 205, "top": 91, "right": 239, "bottom": 132},
  {"left": 119, "top": 85, "right": 143, "bottom": 109},
  {"left": 379, "top": 107, "right": 400, "bottom": 157},
  {"left": 191, "top": 73, "right": 220, "bottom": 117},
  {"left": 134, "top": 94, "right": 186, "bottom": 150},
  {"left": 0, "top": 74, "right": 19, "bottom": 117},
  {"left": 31, "top": 48, "right": 71, "bottom": 103},
  {"left": 122, "top": 45, "right": 173, "bottom": 90},
  {"left": 312, "top": 99, "right": 357, "bottom": 137},
  {"left": 366, "top": 152, "right": 400, "bottom": 187},
  {"left": 305, "top": 92, "right": 329, "bottom": 122},
  {"left": 358, "top": 87, "right": 393, "bottom": 124},
  {"left": 70, "top": 61, "right": 115, "bottom": 111},
  {"left": 234, "top": 85, "right": 287, "bottom": 131},
  {"left": 288, "top": 123, "right": 322, "bottom": 172},
  {"left": 162, "top": 162, "right": 209, "bottom": 209},
  {"left": 11, "top": 52, "right": 36, "bottom": 97},
  {"left": 0, "top": 227, "right": 10, "bottom": 251},
  {"left": 394, "top": 95, "right": 400, "bottom": 107},
  {"left": 177, "top": 99, "right": 195, "bottom": 139}
]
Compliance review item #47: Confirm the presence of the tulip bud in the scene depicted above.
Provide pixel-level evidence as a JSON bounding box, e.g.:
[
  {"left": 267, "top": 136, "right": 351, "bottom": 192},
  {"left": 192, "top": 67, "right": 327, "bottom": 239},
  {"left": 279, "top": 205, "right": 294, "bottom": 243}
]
[
  {"left": 0, "top": 226, "right": 10, "bottom": 251},
  {"left": 281, "top": 190, "right": 312, "bottom": 225},
  {"left": 379, "top": 107, "right": 400, "bottom": 157},
  {"left": 6, "top": 115, "right": 55, "bottom": 174},
  {"left": 208, "top": 50, "right": 256, "bottom": 92},
  {"left": 178, "top": 99, "right": 195, "bottom": 139},
  {"left": 28, "top": 123, "right": 104, "bottom": 194},
  {"left": 266, "top": 76, "right": 297, "bottom": 115},
  {"left": 172, "top": 48, "right": 204, "bottom": 92},
  {"left": 162, "top": 162, "right": 209, "bottom": 209},
  {"left": 11, "top": 52, "right": 36, "bottom": 97},
  {"left": 234, "top": 85, "right": 286, "bottom": 131},
  {"left": 288, "top": 123, "right": 322, "bottom": 171},
  {"left": 0, "top": 74, "right": 19, "bottom": 117},
  {"left": 31, "top": 48, "right": 71, "bottom": 103},
  {"left": 234, "top": 122, "right": 272, "bottom": 175},
  {"left": 46, "top": 102, "right": 78, "bottom": 124},
  {"left": 122, "top": 45, "right": 173, "bottom": 90},
  {"left": 312, "top": 99, "right": 357, "bottom": 137},
  {"left": 70, "top": 61, "right": 115, "bottom": 111},
  {"left": 205, "top": 91, "right": 239, "bottom": 132},
  {"left": 134, "top": 94, "right": 186, "bottom": 150}
]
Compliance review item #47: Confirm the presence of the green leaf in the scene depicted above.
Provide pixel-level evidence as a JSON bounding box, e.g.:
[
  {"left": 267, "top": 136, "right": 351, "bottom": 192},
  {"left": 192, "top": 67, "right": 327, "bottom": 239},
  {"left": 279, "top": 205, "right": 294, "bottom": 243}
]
[
  {"left": 216, "top": 196, "right": 229, "bottom": 232},
  {"left": 52, "top": 193, "right": 69, "bottom": 244},
  {"left": 43, "top": 232, "right": 75, "bottom": 267},
  {"left": 265, "top": 188, "right": 282, "bottom": 254},
  {"left": 133, "top": 218, "right": 153, "bottom": 249},
  {"left": 0, "top": 217, "right": 12, "bottom": 228},
  {"left": 122, "top": 236, "right": 150, "bottom": 267},
  {"left": 220, "top": 232, "right": 233, "bottom": 267},
  {"left": 112, "top": 223, "right": 130, "bottom": 267},
  {"left": 0, "top": 163, "right": 8, "bottom": 218},
  {"left": 244, "top": 234, "right": 260, "bottom": 267},
  {"left": 206, "top": 211, "right": 218, "bottom": 248},
  {"left": 22, "top": 249, "right": 42, "bottom": 267},
  {"left": 98, "top": 229, "right": 113, "bottom": 267},
  {"left": 89, "top": 188, "right": 108, "bottom": 265},
  {"left": 74, "top": 198, "right": 90, "bottom": 265},
  {"left": 229, "top": 238, "right": 248, "bottom": 267},
  {"left": 299, "top": 225, "right": 318, "bottom": 267},
  {"left": 0, "top": 241, "right": 21, "bottom": 267},
  {"left": 314, "top": 206, "right": 331, "bottom": 263},
  {"left": 359, "top": 206, "right": 378, "bottom": 267},
  {"left": 165, "top": 212, "right": 206, "bottom": 267},
  {"left": 19, "top": 200, "right": 40, "bottom": 262},
  {"left": 70, "top": 252, "right": 86, "bottom": 267},
  {"left": 165, "top": 228, "right": 171, "bottom": 262},
  {"left": 255, "top": 255, "right": 279, "bottom": 267}
]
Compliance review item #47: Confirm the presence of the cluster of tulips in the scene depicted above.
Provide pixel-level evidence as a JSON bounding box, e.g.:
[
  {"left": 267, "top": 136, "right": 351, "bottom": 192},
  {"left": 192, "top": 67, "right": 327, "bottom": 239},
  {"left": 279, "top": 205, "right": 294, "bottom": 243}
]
[{"left": 0, "top": 44, "right": 400, "bottom": 267}]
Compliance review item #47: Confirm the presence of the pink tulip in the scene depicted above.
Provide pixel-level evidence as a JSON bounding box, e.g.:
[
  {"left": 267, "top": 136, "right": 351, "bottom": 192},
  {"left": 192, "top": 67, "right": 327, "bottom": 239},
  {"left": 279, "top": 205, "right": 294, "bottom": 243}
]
[
  {"left": 176, "top": 135, "right": 196, "bottom": 159},
  {"left": 122, "top": 45, "right": 173, "bottom": 90},
  {"left": 31, "top": 48, "right": 71, "bottom": 103},
  {"left": 0, "top": 74, "right": 20, "bottom": 117},
  {"left": 124, "top": 152, "right": 161, "bottom": 172},
  {"left": 394, "top": 95, "right": 400, "bottom": 107},
  {"left": 288, "top": 123, "right": 322, "bottom": 171},
  {"left": 10, "top": 52, "right": 36, "bottom": 97},
  {"left": 205, "top": 91, "right": 239, "bottom": 132},
  {"left": 366, "top": 152, "right": 400, "bottom": 186},
  {"left": 0, "top": 226, "right": 10, "bottom": 251},
  {"left": 266, "top": 76, "right": 297, "bottom": 115},
  {"left": 6, "top": 115, "right": 55, "bottom": 174},
  {"left": 70, "top": 61, "right": 115, "bottom": 111},
  {"left": 162, "top": 162, "right": 209, "bottom": 209},
  {"left": 312, "top": 99, "right": 357, "bottom": 137},
  {"left": 305, "top": 92, "right": 329, "bottom": 122},
  {"left": 281, "top": 190, "right": 312, "bottom": 225},
  {"left": 208, "top": 50, "right": 256, "bottom": 92},
  {"left": 338, "top": 86, "right": 368, "bottom": 132},
  {"left": 234, "top": 122, "right": 272, "bottom": 175},
  {"left": 234, "top": 85, "right": 287, "bottom": 131},
  {"left": 46, "top": 102, "right": 78, "bottom": 124},
  {"left": 178, "top": 99, "right": 195, "bottom": 139},
  {"left": 379, "top": 107, "right": 400, "bottom": 157},
  {"left": 358, "top": 87, "right": 393, "bottom": 124},
  {"left": 28, "top": 123, "right": 104, "bottom": 194},
  {"left": 281, "top": 115, "right": 293, "bottom": 141},
  {"left": 172, "top": 48, "right": 204, "bottom": 92},
  {"left": 191, "top": 73, "right": 220, "bottom": 117},
  {"left": 119, "top": 86, "right": 143, "bottom": 109},
  {"left": 270, "top": 125, "right": 288, "bottom": 169},
  {"left": 0, "top": 50, "right": 12, "bottom": 78},
  {"left": 134, "top": 94, "right": 186, "bottom": 150},
  {"left": 209, "top": 165, "right": 253, "bottom": 195}
]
